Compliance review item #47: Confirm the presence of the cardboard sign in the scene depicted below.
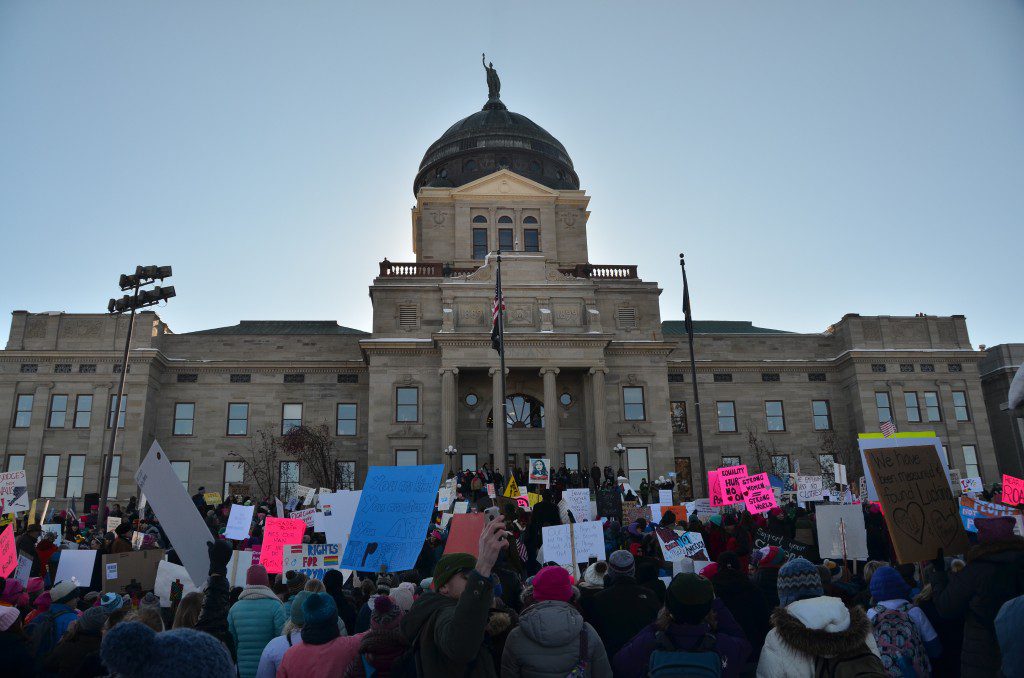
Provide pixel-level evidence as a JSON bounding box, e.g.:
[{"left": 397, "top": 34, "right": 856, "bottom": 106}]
[
  {"left": 859, "top": 436, "right": 951, "bottom": 502},
  {"left": 453, "top": 501, "right": 469, "bottom": 514},
  {"left": 816, "top": 504, "right": 868, "bottom": 560},
  {"left": 659, "top": 489, "right": 673, "bottom": 505},
  {"left": 1002, "top": 474, "right": 1024, "bottom": 506},
  {"left": 225, "top": 504, "right": 255, "bottom": 540},
  {"left": 622, "top": 500, "right": 645, "bottom": 524},
  {"left": 562, "top": 488, "right": 591, "bottom": 523},
  {"left": 540, "top": 521, "right": 604, "bottom": 565},
  {"left": 281, "top": 543, "right": 350, "bottom": 581},
  {"left": 960, "top": 477, "right": 984, "bottom": 495},
  {"left": 753, "top": 528, "right": 812, "bottom": 559},
  {"left": 101, "top": 549, "right": 164, "bottom": 594},
  {"left": 341, "top": 464, "right": 443, "bottom": 572},
  {"left": 596, "top": 489, "right": 622, "bottom": 521},
  {"left": 0, "top": 524, "right": 16, "bottom": 577},
  {"left": 864, "top": 443, "right": 969, "bottom": 563},
  {"left": 135, "top": 441, "right": 211, "bottom": 584},
  {"left": 260, "top": 517, "right": 307, "bottom": 574},
  {"left": 741, "top": 473, "right": 778, "bottom": 514},
  {"left": 290, "top": 508, "right": 317, "bottom": 528},
  {"left": 154, "top": 560, "right": 201, "bottom": 608},
  {"left": 528, "top": 458, "right": 551, "bottom": 487},
  {"left": 711, "top": 465, "right": 747, "bottom": 506},
  {"left": 437, "top": 480, "right": 456, "bottom": 512},
  {"left": 0, "top": 470, "right": 29, "bottom": 515},
  {"left": 204, "top": 492, "right": 222, "bottom": 506},
  {"left": 443, "top": 513, "right": 485, "bottom": 557},
  {"left": 55, "top": 549, "right": 98, "bottom": 586},
  {"left": 227, "top": 483, "right": 251, "bottom": 497},
  {"left": 959, "top": 496, "right": 1022, "bottom": 533},
  {"left": 797, "top": 476, "right": 824, "bottom": 503}
]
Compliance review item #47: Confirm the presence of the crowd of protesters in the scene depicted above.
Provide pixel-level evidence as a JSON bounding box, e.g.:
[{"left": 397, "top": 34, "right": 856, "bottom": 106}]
[{"left": 1, "top": 467, "right": 1023, "bottom": 677}]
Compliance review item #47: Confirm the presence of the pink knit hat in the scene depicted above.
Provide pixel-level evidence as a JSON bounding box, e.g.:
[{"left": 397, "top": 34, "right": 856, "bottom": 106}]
[
  {"left": 532, "top": 566, "right": 573, "bottom": 603},
  {"left": 246, "top": 564, "right": 270, "bottom": 587}
]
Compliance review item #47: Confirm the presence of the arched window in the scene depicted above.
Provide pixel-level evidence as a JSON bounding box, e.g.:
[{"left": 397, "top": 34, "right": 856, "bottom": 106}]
[
  {"left": 464, "top": 159, "right": 478, "bottom": 172},
  {"left": 486, "top": 393, "right": 544, "bottom": 429},
  {"left": 530, "top": 160, "right": 542, "bottom": 175},
  {"left": 523, "top": 216, "right": 538, "bottom": 225},
  {"left": 472, "top": 215, "right": 488, "bottom": 223},
  {"left": 497, "top": 215, "right": 513, "bottom": 224},
  {"left": 523, "top": 216, "right": 540, "bottom": 252}
]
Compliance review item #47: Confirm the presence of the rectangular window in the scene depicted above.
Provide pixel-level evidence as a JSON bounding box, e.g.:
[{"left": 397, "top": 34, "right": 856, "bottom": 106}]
[
  {"left": 108, "top": 455, "right": 120, "bottom": 497},
  {"left": 626, "top": 447, "right": 649, "bottom": 489},
  {"left": 905, "top": 392, "right": 921, "bottom": 423},
  {"left": 953, "top": 391, "right": 970, "bottom": 422},
  {"left": 337, "top": 460, "right": 356, "bottom": 491},
  {"left": 812, "top": 400, "right": 832, "bottom": 431},
  {"left": 108, "top": 395, "right": 126, "bottom": 429},
  {"left": 227, "top": 403, "right": 249, "bottom": 436},
  {"left": 875, "top": 392, "right": 892, "bottom": 423},
  {"left": 721, "top": 456, "right": 741, "bottom": 467},
  {"left": 40, "top": 455, "right": 60, "bottom": 498},
  {"left": 924, "top": 391, "right": 942, "bottom": 422},
  {"left": 564, "top": 452, "right": 579, "bottom": 471},
  {"left": 717, "top": 401, "right": 737, "bottom": 432},
  {"left": 472, "top": 228, "right": 488, "bottom": 260},
  {"left": 48, "top": 395, "right": 68, "bottom": 428},
  {"left": 171, "top": 461, "right": 190, "bottom": 491},
  {"left": 765, "top": 401, "right": 786, "bottom": 431},
  {"left": 396, "top": 387, "right": 418, "bottom": 422},
  {"left": 73, "top": 395, "right": 93, "bottom": 429},
  {"left": 670, "top": 402, "right": 688, "bottom": 433},
  {"left": 395, "top": 450, "right": 418, "bottom": 466},
  {"left": 336, "top": 403, "right": 357, "bottom": 436},
  {"left": 498, "top": 228, "right": 514, "bottom": 251},
  {"left": 963, "top": 445, "right": 980, "bottom": 479},
  {"left": 279, "top": 461, "right": 299, "bottom": 499},
  {"left": 819, "top": 453, "right": 836, "bottom": 476},
  {"left": 6, "top": 455, "right": 25, "bottom": 472},
  {"left": 173, "top": 403, "right": 195, "bottom": 436},
  {"left": 771, "top": 454, "right": 792, "bottom": 479},
  {"left": 66, "top": 455, "right": 85, "bottom": 498},
  {"left": 282, "top": 403, "right": 302, "bottom": 434},
  {"left": 524, "top": 229, "right": 540, "bottom": 252},
  {"left": 461, "top": 453, "right": 478, "bottom": 472},
  {"left": 14, "top": 395, "right": 33, "bottom": 428},
  {"left": 223, "top": 461, "right": 245, "bottom": 498},
  {"left": 623, "top": 387, "right": 646, "bottom": 421}
]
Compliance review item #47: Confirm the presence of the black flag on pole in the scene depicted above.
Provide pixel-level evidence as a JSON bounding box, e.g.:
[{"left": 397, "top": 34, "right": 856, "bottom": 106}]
[
  {"left": 491, "top": 257, "right": 505, "bottom": 353},
  {"left": 682, "top": 267, "right": 694, "bottom": 338}
]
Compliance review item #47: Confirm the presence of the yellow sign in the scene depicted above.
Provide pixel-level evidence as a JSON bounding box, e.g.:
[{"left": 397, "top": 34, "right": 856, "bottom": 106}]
[
  {"left": 204, "top": 492, "right": 223, "bottom": 505},
  {"left": 527, "top": 492, "right": 543, "bottom": 507},
  {"left": 503, "top": 476, "right": 520, "bottom": 499}
]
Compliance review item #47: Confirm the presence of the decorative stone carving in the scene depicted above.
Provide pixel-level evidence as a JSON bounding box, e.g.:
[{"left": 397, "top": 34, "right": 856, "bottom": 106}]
[
  {"left": 24, "top": 316, "right": 47, "bottom": 338},
  {"left": 558, "top": 209, "right": 578, "bottom": 229},
  {"left": 430, "top": 211, "right": 447, "bottom": 228},
  {"left": 506, "top": 302, "right": 533, "bottom": 327},
  {"left": 61, "top": 318, "right": 103, "bottom": 339},
  {"left": 552, "top": 304, "right": 581, "bottom": 327},
  {"left": 458, "top": 304, "right": 487, "bottom": 327},
  {"left": 862, "top": 320, "right": 882, "bottom": 342}
]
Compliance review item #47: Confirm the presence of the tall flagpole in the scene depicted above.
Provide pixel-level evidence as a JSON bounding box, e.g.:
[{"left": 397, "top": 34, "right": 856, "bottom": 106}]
[
  {"left": 497, "top": 251, "right": 510, "bottom": 473},
  {"left": 680, "top": 253, "right": 707, "bottom": 496}
]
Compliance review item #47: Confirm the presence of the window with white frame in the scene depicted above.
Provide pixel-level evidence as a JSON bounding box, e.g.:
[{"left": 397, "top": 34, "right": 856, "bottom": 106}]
[
  {"left": 812, "top": 400, "right": 832, "bottom": 431},
  {"left": 765, "top": 401, "right": 786, "bottom": 431},
  {"left": 66, "top": 455, "right": 85, "bottom": 498},
  {"left": 223, "top": 461, "right": 245, "bottom": 498},
  {"left": 108, "top": 394, "right": 126, "bottom": 429},
  {"left": 721, "top": 456, "right": 741, "bottom": 468},
  {"left": 337, "top": 460, "right": 356, "bottom": 490},
  {"left": 173, "top": 403, "right": 195, "bottom": 436},
  {"left": 623, "top": 387, "right": 646, "bottom": 421},
  {"left": 717, "top": 401, "right": 737, "bottom": 432},
  {"left": 924, "top": 392, "right": 942, "bottom": 422},
  {"left": 564, "top": 452, "right": 579, "bottom": 471},
  {"left": 40, "top": 455, "right": 60, "bottom": 498},
  {"left": 282, "top": 403, "right": 302, "bottom": 434},
  {"left": 6, "top": 454, "right": 25, "bottom": 472},
  {"left": 461, "top": 454, "right": 478, "bottom": 472},
  {"left": 279, "top": 461, "right": 300, "bottom": 499},
  {"left": 905, "top": 392, "right": 921, "bottom": 423},
  {"left": 48, "top": 395, "right": 68, "bottom": 428},
  {"left": 14, "top": 395, "right": 33, "bottom": 428},
  {"left": 396, "top": 388, "right": 418, "bottom": 422},
  {"left": 108, "top": 455, "right": 121, "bottom": 497},
  {"left": 171, "top": 461, "right": 190, "bottom": 492},
  {"left": 337, "top": 403, "right": 357, "bottom": 436},
  {"left": 227, "top": 403, "right": 249, "bottom": 436},
  {"left": 952, "top": 391, "right": 970, "bottom": 422},
  {"left": 395, "top": 450, "right": 418, "bottom": 466},
  {"left": 875, "top": 392, "right": 892, "bottom": 423},
  {"left": 74, "top": 395, "right": 93, "bottom": 429},
  {"left": 962, "top": 445, "right": 981, "bottom": 479},
  {"left": 627, "top": 447, "right": 649, "bottom": 489}
]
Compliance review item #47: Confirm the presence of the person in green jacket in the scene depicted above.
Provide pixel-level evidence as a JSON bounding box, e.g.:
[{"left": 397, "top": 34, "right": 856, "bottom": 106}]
[
  {"left": 228, "top": 564, "right": 287, "bottom": 678},
  {"left": 400, "top": 516, "right": 508, "bottom": 678}
]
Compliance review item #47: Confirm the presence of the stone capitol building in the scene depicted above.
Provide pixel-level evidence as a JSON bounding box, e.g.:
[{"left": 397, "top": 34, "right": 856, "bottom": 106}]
[{"left": 1, "top": 65, "right": 1016, "bottom": 507}]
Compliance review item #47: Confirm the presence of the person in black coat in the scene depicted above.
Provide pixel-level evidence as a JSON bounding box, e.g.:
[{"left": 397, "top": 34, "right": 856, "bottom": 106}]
[
  {"left": 580, "top": 550, "right": 661, "bottom": 658},
  {"left": 323, "top": 568, "right": 358, "bottom": 634},
  {"left": 707, "top": 551, "right": 771, "bottom": 664}
]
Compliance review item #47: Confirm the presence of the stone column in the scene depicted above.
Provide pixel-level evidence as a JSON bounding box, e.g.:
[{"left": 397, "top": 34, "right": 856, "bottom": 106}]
[
  {"left": 540, "top": 367, "right": 560, "bottom": 462},
  {"left": 490, "top": 367, "right": 507, "bottom": 473},
  {"left": 590, "top": 368, "right": 609, "bottom": 468},
  {"left": 440, "top": 368, "right": 459, "bottom": 467}
]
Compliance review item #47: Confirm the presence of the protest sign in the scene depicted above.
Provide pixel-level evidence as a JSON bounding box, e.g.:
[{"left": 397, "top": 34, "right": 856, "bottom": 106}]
[
  {"left": 131, "top": 531, "right": 145, "bottom": 550},
  {"left": 203, "top": 492, "right": 222, "bottom": 506},
  {"left": 562, "top": 488, "right": 591, "bottom": 523},
  {"left": 102, "top": 549, "right": 163, "bottom": 594},
  {"left": 834, "top": 464, "right": 848, "bottom": 487},
  {"left": 659, "top": 489, "right": 673, "bottom": 505},
  {"left": 227, "top": 483, "right": 251, "bottom": 497},
  {"left": 541, "top": 521, "right": 604, "bottom": 565},
  {"left": 438, "top": 480, "right": 456, "bottom": 512},
  {"left": 135, "top": 441, "right": 211, "bottom": 584},
  {"left": 290, "top": 508, "right": 317, "bottom": 528},
  {"left": 859, "top": 436, "right": 950, "bottom": 501},
  {"left": 596, "top": 489, "right": 622, "bottom": 522},
  {"left": 13, "top": 554, "right": 32, "bottom": 586},
  {"left": 106, "top": 516, "right": 122, "bottom": 533},
  {"left": 656, "top": 528, "right": 708, "bottom": 561},
  {"left": 1002, "top": 474, "right": 1024, "bottom": 506},
  {"left": 622, "top": 500, "right": 644, "bottom": 524},
  {"left": 260, "top": 517, "right": 307, "bottom": 574},
  {"left": 486, "top": 483, "right": 496, "bottom": 499},
  {"left": 660, "top": 505, "right": 688, "bottom": 523},
  {"left": 740, "top": 473, "right": 777, "bottom": 514},
  {"left": 689, "top": 498, "right": 719, "bottom": 522},
  {"left": 281, "top": 543, "right": 350, "bottom": 581},
  {"left": 948, "top": 469, "right": 963, "bottom": 495},
  {"left": 797, "top": 476, "right": 824, "bottom": 503},
  {"left": 138, "top": 494, "right": 147, "bottom": 512},
  {"left": 225, "top": 504, "right": 255, "bottom": 540},
  {"left": 0, "top": 470, "right": 29, "bottom": 515},
  {"left": 453, "top": 501, "right": 469, "bottom": 514},
  {"left": 864, "top": 443, "right": 969, "bottom": 563},
  {"left": 816, "top": 504, "right": 868, "bottom": 560},
  {"left": 42, "top": 523, "right": 61, "bottom": 538},
  {"left": 443, "top": 513, "right": 485, "bottom": 557},
  {"left": 960, "top": 477, "right": 983, "bottom": 495},
  {"left": 227, "top": 550, "right": 256, "bottom": 588},
  {"left": 959, "top": 496, "right": 1022, "bottom": 533},
  {"left": 155, "top": 560, "right": 202, "bottom": 608},
  {"left": 318, "top": 491, "right": 361, "bottom": 555},
  {"left": 275, "top": 497, "right": 285, "bottom": 518},
  {"left": 285, "top": 497, "right": 299, "bottom": 511},
  {"left": 0, "top": 524, "right": 16, "bottom": 577},
  {"left": 712, "top": 465, "right": 747, "bottom": 506},
  {"left": 676, "top": 531, "right": 709, "bottom": 559},
  {"left": 503, "top": 475, "right": 521, "bottom": 499},
  {"left": 647, "top": 504, "right": 662, "bottom": 522},
  {"left": 753, "top": 528, "right": 812, "bottom": 559},
  {"left": 55, "top": 549, "right": 98, "bottom": 586},
  {"left": 708, "top": 471, "right": 723, "bottom": 507},
  {"left": 341, "top": 464, "right": 443, "bottom": 572},
  {"left": 528, "top": 458, "right": 551, "bottom": 487}
]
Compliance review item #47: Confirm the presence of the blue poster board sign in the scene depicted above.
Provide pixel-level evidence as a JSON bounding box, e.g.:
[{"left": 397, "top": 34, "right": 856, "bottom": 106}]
[{"left": 340, "top": 464, "right": 443, "bottom": 572}]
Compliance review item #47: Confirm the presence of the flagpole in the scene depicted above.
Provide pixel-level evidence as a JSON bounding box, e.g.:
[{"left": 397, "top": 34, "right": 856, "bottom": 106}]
[
  {"left": 680, "top": 254, "right": 708, "bottom": 497},
  {"left": 497, "top": 251, "right": 510, "bottom": 475}
]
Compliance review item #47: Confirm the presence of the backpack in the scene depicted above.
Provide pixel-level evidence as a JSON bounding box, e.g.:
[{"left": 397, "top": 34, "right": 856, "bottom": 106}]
[
  {"left": 566, "top": 627, "right": 589, "bottom": 677},
  {"left": 812, "top": 646, "right": 888, "bottom": 678},
  {"left": 870, "top": 604, "right": 930, "bottom": 678},
  {"left": 647, "top": 630, "right": 722, "bottom": 678},
  {"left": 26, "top": 608, "right": 64, "bottom": 660}
]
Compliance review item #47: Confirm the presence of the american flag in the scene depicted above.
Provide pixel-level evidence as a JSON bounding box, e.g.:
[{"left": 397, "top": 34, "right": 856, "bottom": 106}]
[
  {"left": 516, "top": 535, "right": 527, "bottom": 561},
  {"left": 490, "top": 268, "right": 505, "bottom": 353},
  {"left": 881, "top": 419, "right": 897, "bottom": 437}
]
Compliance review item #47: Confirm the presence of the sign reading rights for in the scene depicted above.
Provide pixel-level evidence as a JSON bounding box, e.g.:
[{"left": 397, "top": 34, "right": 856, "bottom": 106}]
[
  {"left": 281, "top": 543, "right": 350, "bottom": 581},
  {"left": 0, "top": 470, "right": 29, "bottom": 515}
]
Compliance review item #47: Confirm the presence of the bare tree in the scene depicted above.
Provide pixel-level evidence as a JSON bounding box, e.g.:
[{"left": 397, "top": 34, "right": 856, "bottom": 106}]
[
  {"left": 281, "top": 423, "right": 339, "bottom": 491},
  {"left": 229, "top": 426, "right": 280, "bottom": 500},
  {"left": 746, "top": 425, "right": 778, "bottom": 474},
  {"left": 817, "top": 429, "right": 863, "bottom": 486}
]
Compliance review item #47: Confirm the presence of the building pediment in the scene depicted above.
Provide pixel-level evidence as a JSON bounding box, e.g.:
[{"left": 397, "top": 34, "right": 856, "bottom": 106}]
[{"left": 451, "top": 169, "right": 559, "bottom": 200}]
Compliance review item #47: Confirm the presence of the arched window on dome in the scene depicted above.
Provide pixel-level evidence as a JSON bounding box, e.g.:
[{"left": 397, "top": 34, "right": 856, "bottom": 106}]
[
  {"left": 486, "top": 393, "right": 544, "bottom": 429},
  {"left": 523, "top": 216, "right": 540, "bottom": 252},
  {"left": 464, "top": 159, "right": 478, "bottom": 172},
  {"left": 530, "top": 160, "right": 542, "bottom": 176}
]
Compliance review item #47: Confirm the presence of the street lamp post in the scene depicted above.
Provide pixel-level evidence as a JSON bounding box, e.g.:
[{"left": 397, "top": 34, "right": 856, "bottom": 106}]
[
  {"left": 444, "top": 445, "right": 458, "bottom": 479},
  {"left": 613, "top": 443, "right": 626, "bottom": 479},
  {"left": 101, "top": 266, "right": 175, "bottom": 523}
]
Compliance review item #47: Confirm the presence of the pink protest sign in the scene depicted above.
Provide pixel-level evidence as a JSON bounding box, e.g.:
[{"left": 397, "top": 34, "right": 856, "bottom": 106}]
[
  {"left": 718, "top": 465, "right": 748, "bottom": 505},
  {"left": 1002, "top": 474, "right": 1024, "bottom": 506},
  {"left": 708, "top": 470, "right": 724, "bottom": 507},
  {"left": 259, "top": 517, "right": 307, "bottom": 574},
  {"left": 0, "top": 524, "right": 16, "bottom": 577},
  {"left": 740, "top": 473, "right": 777, "bottom": 514}
]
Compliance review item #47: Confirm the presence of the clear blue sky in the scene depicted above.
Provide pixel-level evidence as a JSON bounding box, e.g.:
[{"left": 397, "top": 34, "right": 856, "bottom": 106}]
[{"left": 2, "top": 1, "right": 1022, "bottom": 347}]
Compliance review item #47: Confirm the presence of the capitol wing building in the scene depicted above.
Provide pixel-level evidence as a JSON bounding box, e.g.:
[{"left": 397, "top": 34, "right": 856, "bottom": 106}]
[{"left": 0, "top": 73, "right": 1002, "bottom": 505}]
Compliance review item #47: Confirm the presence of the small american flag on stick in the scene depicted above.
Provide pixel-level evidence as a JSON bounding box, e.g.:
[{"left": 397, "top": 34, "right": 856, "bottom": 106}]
[{"left": 881, "top": 419, "right": 897, "bottom": 438}]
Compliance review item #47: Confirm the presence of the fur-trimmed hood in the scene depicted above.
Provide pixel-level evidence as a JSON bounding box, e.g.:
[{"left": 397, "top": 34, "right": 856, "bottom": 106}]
[
  {"left": 238, "top": 585, "right": 280, "bottom": 602},
  {"left": 967, "top": 537, "right": 1024, "bottom": 564},
  {"left": 770, "top": 596, "right": 871, "bottom": 658}
]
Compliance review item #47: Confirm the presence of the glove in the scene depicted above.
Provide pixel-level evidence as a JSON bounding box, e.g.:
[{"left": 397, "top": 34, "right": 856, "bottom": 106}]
[{"left": 208, "top": 539, "right": 232, "bottom": 576}]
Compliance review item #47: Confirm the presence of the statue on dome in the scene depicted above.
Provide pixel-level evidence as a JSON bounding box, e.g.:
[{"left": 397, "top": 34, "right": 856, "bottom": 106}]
[{"left": 482, "top": 53, "right": 501, "bottom": 101}]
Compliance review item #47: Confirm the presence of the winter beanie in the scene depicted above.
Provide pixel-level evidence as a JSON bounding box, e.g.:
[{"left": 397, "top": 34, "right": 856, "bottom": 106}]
[
  {"left": 370, "top": 595, "right": 403, "bottom": 631},
  {"left": 79, "top": 606, "right": 109, "bottom": 634},
  {"left": 870, "top": 566, "right": 911, "bottom": 602},
  {"left": 758, "top": 546, "right": 787, "bottom": 569},
  {"left": 608, "top": 550, "right": 636, "bottom": 577},
  {"left": 101, "top": 622, "right": 234, "bottom": 677},
  {"left": 533, "top": 566, "right": 573, "bottom": 603},
  {"left": 246, "top": 564, "right": 270, "bottom": 587},
  {"left": 976, "top": 516, "right": 1016, "bottom": 543},
  {"left": 100, "top": 592, "right": 125, "bottom": 613},
  {"left": 665, "top": 574, "right": 715, "bottom": 624},
  {"left": 582, "top": 561, "right": 608, "bottom": 588},
  {"left": 432, "top": 553, "right": 477, "bottom": 590},
  {"left": 777, "top": 557, "right": 824, "bottom": 607},
  {"left": 391, "top": 582, "right": 415, "bottom": 613},
  {"left": 285, "top": 571, "right": 308, "bottom": 597},
  {"left": 290, "top": 591, "right": 313, "bottom": 626}
]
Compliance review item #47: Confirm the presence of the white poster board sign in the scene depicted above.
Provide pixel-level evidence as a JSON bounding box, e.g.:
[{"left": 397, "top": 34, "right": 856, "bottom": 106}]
[
  {"left": 562, "top": 488, "right": 592, "bottom": 523},
  {"left": 227, "top": 550, "right": 256, "bottom": 588},
  {"left": 154, "top": 559, "right": 202, "bottom": 608},
  {"left": 541, "top": 522, "right": 604, "bottom": 565},
  {"left": 659, "top": 489, "right": 673, "bottom": 505},
  {"left": 317, "top": 491, "right": 360, "bottom": 559},
  {"left": 0, "top": 470, "right": 29, "bottom": 515},
  {"left": 816, "top": 503, "right": 869, "bottom": 560},
  {"left": 225, "top": 504, "right": 255, "bottom": 540},
  {"left": 54, "top": 549, "right": 98, "bottom": 586},
  {"left": 797, "top": 476, "right": 824, "bottom": 502}
]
